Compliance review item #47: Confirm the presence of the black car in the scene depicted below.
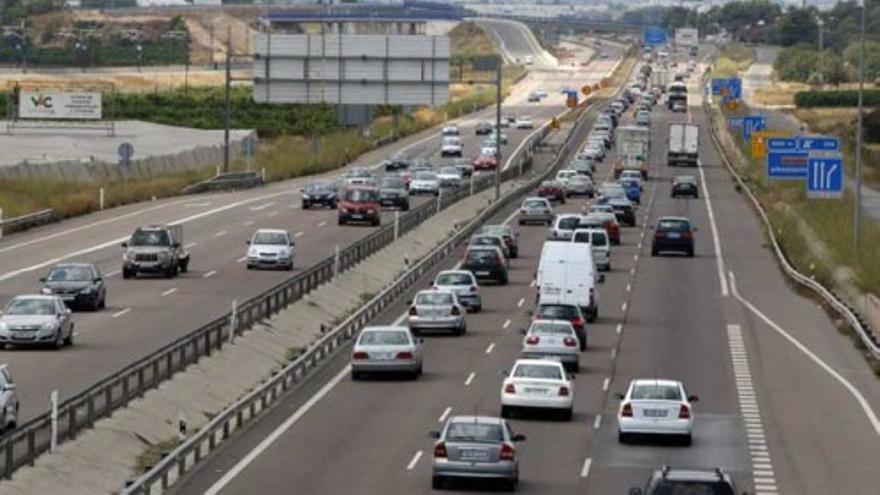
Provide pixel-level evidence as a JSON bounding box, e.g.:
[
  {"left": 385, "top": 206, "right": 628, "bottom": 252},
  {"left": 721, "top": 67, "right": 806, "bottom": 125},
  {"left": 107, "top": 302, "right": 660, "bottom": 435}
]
[
  {"left": 478, "top": 224, "right": 518, "bottom": 258},
  {"left": 301, "top": 181, "right": 338, "bottom": 209},
  {"left": 462, "top": 246, "right": 508, "bottom": 285},
  {"left": 40, "top": 263, "right": 106, "bottom": 311},
  {"left": 629, "top": 466, "right": 738, "bottom": 495},
  {"left": 383, "top": 153, "right": 411, "bottom": 172},
  {"left": 378, "top": 177, "right": 410, "bottom": 211},
  {"left": 651, "top": 216, "right": 696, "bottom": 257},
  {"left": 475, "top": 122, "right": 493, "bottom": 135},
  {"left": 671, "top": 175, "right": 699, "bottom": 198},
  {"left": 608, "top": 199, "right": 637, "bottom": 227}
]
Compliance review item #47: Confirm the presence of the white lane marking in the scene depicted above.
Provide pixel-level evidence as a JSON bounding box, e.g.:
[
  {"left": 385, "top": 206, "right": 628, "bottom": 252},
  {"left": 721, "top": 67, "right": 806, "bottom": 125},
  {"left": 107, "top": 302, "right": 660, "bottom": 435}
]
[
  {"left": 204, "top": 365, "right": 349, "bottom": 495},
  {"left": 392, "top": 310, "right": 408, "bottom": 326},
  {"left": 464, "top": 372, "right": 476, "bottom": 386},
  {"left": 502, "top": 319, "right": 511, "bottom": 329},
  {"left": 696, "top": 158, "right": 729, "bottom": 296},
  {"left": 317, "top": 221, "right": 327, "bottom": 228},
  {"left": 185, "top": 242, "right": 198, "bottom": 249},
  {"left": 237, "top": 256, "right": 247, "bottom": 263},
  {"left": 625, "top": 283, "right": 632, "bottom": 292},
  {"left": 406, "top": 450, "right": 423, "bottom": 471},
  {"left": 485, "top": 343, "right": 496, "bottom": 354},
  {"left": 268, "top": 211, "right": 279, "bottom": 218},
  {"left": 111, "top": 308, "right": 131, "bottom": 319},
  {"left": 610, "top": 348, "right": 617, "bottom": 360},
  {"left": 249, "top": 202, "right": 276, "bottom": 211},
  {"left": 580, "top": 457, "right": 592, "bottom": 478},
  {"left": 621, "top": 302, "right": 628, "bottom": 313},
  {"left": 214, "top": 230, "right": 228, "bottom": 238},
  {"left": 630, "top": 268, "right": 636, "bottom": 276},
  {"left": 294, "top": 231, "right": 305, "bottom": 238},
  {"left": 529, "top": 279, "right": 536, "bottom": 288},
  {"left": 615, "top": 323, "right": 622, "bottom": 335},
  {"left": 203, "top": 270, "right": 217, "bottom": 279},
  {"left": 161, "top": 287, "right": 178, "bottom": 297},
  {"left": 517, "top": 298, "right": 525, "bottom": 307},
  {"left": 105, "top": 269, "right": 121, "bottom": 278},
  {"left": 244, "top": 220, "right": 254, "bottom": 227},
  {"left": 602, "top": 377, "right": 610, "bottom": 392},
  {"left": 438, "top": 406, "right": 452, "bottom": 423},
  {"left": 633, "top": 254, "right": 639, "bottom": 262},
  {"left": 184, "top": 201, "right": 212, "bottom": 208},
  {"left": 729, "top": 272, "right": 880, "bottom": 437},
  {"left": 593, "top": 414, "right": 602, "bottom": 429}
]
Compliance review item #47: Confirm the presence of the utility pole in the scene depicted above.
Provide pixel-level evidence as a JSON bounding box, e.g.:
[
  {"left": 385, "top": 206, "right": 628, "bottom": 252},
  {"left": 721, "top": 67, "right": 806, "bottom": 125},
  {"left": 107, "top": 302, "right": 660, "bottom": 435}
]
[
  {"left": 223, "top": 25, "right": 232, "bottom": 173},
  {"left": 854, "top": 0, "right": 867, "bottom": 249},
  {"left": 494, "top": 59, "right": 502, "bottom": 202},
  {"left": 817, "top": 16, "right": 824, "bottom": 85}
]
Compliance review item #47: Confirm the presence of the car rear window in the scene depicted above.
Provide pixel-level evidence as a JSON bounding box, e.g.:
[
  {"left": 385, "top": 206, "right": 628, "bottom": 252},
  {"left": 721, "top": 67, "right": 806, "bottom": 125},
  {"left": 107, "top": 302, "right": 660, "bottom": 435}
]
[
  {"left": 531, "top": 322, "right": 572, "bottom": 335},
  {"left": 557, "top": 216, "right": 581, "bottom": 230},
  {"left": 446, "top": 423, "right": 504, "bottom": 443},
  {"left": 470, "top": 236, "right": 501, "bottom": 248},
  {"left": 466, "top": 249, "right": 498, "bottom": 263},
  {"left": 513, "top": 363, "right": 563, "bottom": 380},
  {"left": 416, "top": 292, "right": 454, "bottom": 305},
  {"left": 652, "top": 481, "right": 735, "bottom": 495},
  {"left": 436, "top": 273, "right": 473, "bottom": 286},
  {"left": 631, "top": 383, "right": 681, "bottom": 401},
  {"left": 536, "top": 305, "right": 578, "bottom": 320},
  {"left": 523, "top": 199, "right": 547, "bottom": 209},
  {"left": 358, "top": 330, "right": 410, "bottom": 346},
  {"left": 658, "top": 220, "right": 689, "bottom": 231}
]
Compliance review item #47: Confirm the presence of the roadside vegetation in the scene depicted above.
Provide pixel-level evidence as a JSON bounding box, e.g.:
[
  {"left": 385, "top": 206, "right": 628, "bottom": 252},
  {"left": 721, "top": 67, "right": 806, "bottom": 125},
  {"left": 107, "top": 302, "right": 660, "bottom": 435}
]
[{"left": 709, "top": 43, "right": 755, "bottom": 78}]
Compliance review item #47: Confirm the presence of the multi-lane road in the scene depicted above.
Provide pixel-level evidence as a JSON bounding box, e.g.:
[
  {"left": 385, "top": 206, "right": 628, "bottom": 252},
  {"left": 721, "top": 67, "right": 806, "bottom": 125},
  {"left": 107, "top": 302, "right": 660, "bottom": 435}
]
[
  {"left": 0, "top": 30, "right": 620, "bottom": 427},
  {"left": 169, "top": 50, "right": 880, "bottom": 495}
]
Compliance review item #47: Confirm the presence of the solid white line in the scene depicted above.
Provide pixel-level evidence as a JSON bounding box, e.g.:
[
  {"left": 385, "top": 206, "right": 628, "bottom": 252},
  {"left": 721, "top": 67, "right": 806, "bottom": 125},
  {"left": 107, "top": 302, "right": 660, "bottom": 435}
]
[
  {"left": 237, "top": 256, "right": 247, "bottom": 263},
  {"left": 485, "top": 343, "right": 496, "bottom": 354},
  {"left": 580, "top": 457, "right": 592, "bottom": 478},
  {"left": 610, "top": 348, "right": 617, "bottom": 360},
  {"left": 593, "top": 414, "right": 602, "bottom": 429},
  {"left": 268, "top": 211, "right": 279, "bottom": 218},
  {"left": 105, "top": 269, "right": 121, "bottom": 278},
  {"left": 111, "top": 308, "right": 131, "bottom": 319},
  {"left": 602, "top": 377, "right": 610, "bottom": 391},
  {"left": 621, "top": 302, "right": 628, "bottom": 313},
  {"left": 161, "top": 287, "right": 178, "bottom": 297},
  {"left": 502, "top": 319, "right": 511, "bottom": 329},
  {"left": 214, "top": 230, "right": 228, "bottom": 238},
  {"left": 244, "top": 220, "right": 254, "bottom": 227},
  {"left": 615, "top": 323, "right": 623, "bottom": 334},
  {"left": 517, "top": 298, "right": 525, "bottom": 307},
  {"left": 203, "top": 270, "right": 217, "bottom": 279},
  {"left": 465, "top": 372, "right": 476, "bottom": 386},
  {"left": 625, "top": 283, "right": 632, "bottom": 292},
  {"left": 204, "top": 365, "right": 350, "bottom": 495},
  {"left": 630, "top": 268, "right": 636, "bottom": 276},
  {"left": 185, "top": 242, "right": 198, "bottom": 249},
  {"left": 695, "top": 158, "right": 729, "bottom": 296},
  {"left": 439, "top": 406, "right": 452, "bottom": 423},
  {"left": 249, "top": 202, "right": 276, "bottom": 211},
  {"left": 406, "top": 450, "right": 423, "bottom": 471},
  {"left": 729, "top": 272, "right": 880, "bottom": 437}
]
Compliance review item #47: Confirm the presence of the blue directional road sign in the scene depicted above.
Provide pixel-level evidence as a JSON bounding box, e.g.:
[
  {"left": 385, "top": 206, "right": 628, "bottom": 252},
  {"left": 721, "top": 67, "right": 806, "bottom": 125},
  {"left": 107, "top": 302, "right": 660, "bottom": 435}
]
[
  {"left": 767, "top": 137, "right": 798, "bottom": 152},
  {"left": 742, "top": 116, "right": 766, "bottom": 139},
  {"left": 799, "top": 136, "right": 840, "bottom": 152},
  {"left": 711, "top": 78, "right": 743, "bottom": 99},
  {"left": 643, "top": 27, "right": 668, "bottom": 46},
  {"left": 768, "top": 150, "right": 809, "bottom": 179},
  {"left": 728, "top": 117, "right": 744, "bottom": 129},
  {"left": 807, "top": 154, "right": 844, "bottom": 199}
]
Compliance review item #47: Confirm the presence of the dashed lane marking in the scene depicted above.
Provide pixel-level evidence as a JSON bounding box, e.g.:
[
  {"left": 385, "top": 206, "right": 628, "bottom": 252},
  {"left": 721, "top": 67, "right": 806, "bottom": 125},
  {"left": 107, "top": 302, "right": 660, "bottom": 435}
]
[
  {"left": 111, "top": 308, "right": 131, "bottom": 319},
  {"left": 161, "top": 287, "right": 178, "bottom": 297},
  {"left": 464, "top": 372, "right": 476, "bottom": 386},
  {"left": 203, "top": 270, "right": 217, "bottom": 279},
  {"left": 406, "top": 450, "right": 423, "bottom": 471},
  {"left": 485, "top": 343, "right": 495, "bottom": 354},
  {"left": 580, "top": 458, "right": 592, "bottom": 478},
  {"left": 438, "top": 407, "right": 452, "bottom": 423}
]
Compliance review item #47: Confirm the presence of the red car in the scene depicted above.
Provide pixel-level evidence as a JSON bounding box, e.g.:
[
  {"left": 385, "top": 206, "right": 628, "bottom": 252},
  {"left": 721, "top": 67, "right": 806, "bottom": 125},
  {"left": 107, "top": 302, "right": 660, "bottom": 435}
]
[
  {"left": 338, "top": 186, "right": 382, "bottom": 226},
  {"left": 538, "top": 180, "right": 566, "bottom": 204},
  {"left": 472, "top": 154, "right": 498, "bottom": 171}
]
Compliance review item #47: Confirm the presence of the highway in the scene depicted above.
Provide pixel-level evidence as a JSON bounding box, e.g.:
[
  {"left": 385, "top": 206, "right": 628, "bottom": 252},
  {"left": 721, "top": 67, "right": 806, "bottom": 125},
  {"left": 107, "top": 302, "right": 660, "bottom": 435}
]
[
  {"left": 0, "top": 32, "right": 620, "bottom": 426},
  {"left": 169, "top": 49, "right": 880, "bottom": 495}
]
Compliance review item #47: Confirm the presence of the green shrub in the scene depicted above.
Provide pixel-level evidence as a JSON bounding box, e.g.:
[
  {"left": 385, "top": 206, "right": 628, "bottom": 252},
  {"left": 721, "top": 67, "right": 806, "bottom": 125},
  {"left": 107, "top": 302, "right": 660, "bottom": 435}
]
[
  {"left": 794, "top": 89, "right": 880, "bottom": 107},
  {"left": 866, "top": 108, "right": 880, "bottom": 144}
]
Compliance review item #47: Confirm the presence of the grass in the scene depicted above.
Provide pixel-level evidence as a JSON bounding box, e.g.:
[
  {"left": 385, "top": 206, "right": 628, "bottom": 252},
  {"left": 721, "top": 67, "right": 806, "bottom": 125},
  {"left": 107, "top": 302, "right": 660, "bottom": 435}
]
[
  {"left": 135, "top": 436, "right": 180, "bottom": 474},
  {"left": 753, "top": 81, "right": 810, "bottom": 107},
  {"left": 449, "top": 22, "right": 496, "bottom": 57},
  {"left": 709, "top": 43, "right": 755, "bottom": 78}
]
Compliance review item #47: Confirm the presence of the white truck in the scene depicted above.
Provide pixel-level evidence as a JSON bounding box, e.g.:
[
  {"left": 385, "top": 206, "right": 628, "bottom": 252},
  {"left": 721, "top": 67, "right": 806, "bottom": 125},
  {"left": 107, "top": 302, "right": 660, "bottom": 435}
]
[
  {"left": 668, "top": 123, "right": 700, "bottom": 167},
  {"left": 536, "top": 241, "right": 602, "bottom": 322},
  {"left": 651, "top": 68, "right": 668, "bottom": 91},
  {"left": 614, "top": 125, "right": 651, "bottom": 179}
]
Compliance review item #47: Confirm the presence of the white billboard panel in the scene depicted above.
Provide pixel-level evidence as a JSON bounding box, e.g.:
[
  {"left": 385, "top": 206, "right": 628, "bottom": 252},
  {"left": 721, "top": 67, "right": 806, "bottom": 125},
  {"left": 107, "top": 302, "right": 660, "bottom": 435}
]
[
  {"left": 19, "top": 91, "right": 102, "bottom": 120},
  {"left": 674, "top": 28, "right": 699, "bottom": 48}
]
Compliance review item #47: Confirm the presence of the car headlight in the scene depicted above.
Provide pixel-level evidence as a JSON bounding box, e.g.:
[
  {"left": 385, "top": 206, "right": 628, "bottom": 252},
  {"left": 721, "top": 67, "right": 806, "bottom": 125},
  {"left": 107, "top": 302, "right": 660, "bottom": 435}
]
[
  {"left": 301, "top": 193, "right": 310, "bottom": 200},
  {"left": 248, "top": 248, "right": 259, "bottom": 257},
  {"left": 42, "top": 321, "right": 56, "bottom": 330},
  {"left": 40, "top": 287, "right": 52, "bottom": 295},
  {"left": 80, "top": 286, "right": 93, "bottom": 294},
  {"left": 122, "top": 252, "right": 129, "bottom": 262}
]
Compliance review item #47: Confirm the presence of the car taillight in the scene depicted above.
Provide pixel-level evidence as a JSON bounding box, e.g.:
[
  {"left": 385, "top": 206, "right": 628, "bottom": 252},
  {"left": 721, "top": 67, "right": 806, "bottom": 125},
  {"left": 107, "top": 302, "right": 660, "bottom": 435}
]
[
  {"left": 526, "top": 335, "right": 540, "bottom": 345},
  {"left": 352, "top": 351, "right": 369, "bottom": 360},
  {"left": 451, "top": 306, "right": 461, "bottom": 315},
  {"left": 655, "top": 231, "right": 666, "bottom": 238},
  {"left": 563, "top": 337, "right": 577, "bottom": 347},
  {"left": 572, "top": 317, "right": 585, "bottom": 328},
  {"left": 622, "top": 403, "right": 633, "bottom": 417},
  {"left": 396, "top": 351, "right": 414, "bottom": 360},
  {"left": 434, "top": 442, "right": 447, "bottom": 458},
  {"left": 469, "top": 285, "right": 478, "bottom": 293},
  {"left": 679, "top": 404, "right": 691, "bottom": 419},
  {"left": 409, "top": 306, "right": 418, "bottom": 316},
  {"left": 504, "top": 383, "right": 516, "bottom": 394},
  {"left": 499, "top": 443, "right": 516, "bottom": 461},
  {"left": 683, "top": 231, "right": 693, "bottom": 240},
  {"left": 558, "top": 386, "right": 570, "bottom": 397}
]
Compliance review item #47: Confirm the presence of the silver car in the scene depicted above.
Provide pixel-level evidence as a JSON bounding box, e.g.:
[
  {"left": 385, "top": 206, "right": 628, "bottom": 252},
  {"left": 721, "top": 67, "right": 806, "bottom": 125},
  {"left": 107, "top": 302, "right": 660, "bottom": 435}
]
[
  {"left": 469, "top": 234, "right": 510, "bottom": 261},
  {"left": 430, "top": 415, "right": 525, "bottom": 491},
  {"left": 0, "top": 295, "right": 74, "bottom": 349},
  {"left": 566, "top": 175, "right": 595, "bottom": 197},
  {"left": 408, "top": 290, "right": 466, "bottom": 336},
  {"left": 520, "top": 320, "right": 580, "bottom": 372},
  {"left": 0, "top": 365, "right": 19, "bottom": 433},
  {"left": 518, "top": 197, "right": 554, "bottom": 226},
  {"left": 350, "top": 326, "right": 423, "bottom": 380},
  {"left": 548, "top": 214, "right": 585, "bottom": 241},
  {"left": 433, "top": 270, "right": 482, "bottom": 312}
]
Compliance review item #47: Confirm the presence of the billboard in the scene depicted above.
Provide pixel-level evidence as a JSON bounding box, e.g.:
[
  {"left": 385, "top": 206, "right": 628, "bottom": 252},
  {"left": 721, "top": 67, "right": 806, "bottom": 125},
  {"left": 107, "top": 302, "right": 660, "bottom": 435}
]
[
  {"left": 675, "top": 28, "right": 699, "bottom": 47},
  {"left": 19, "top": 91, "right": 102, "bottom": 120},
  {"left": 254, "top": 34, "right": 450, "bottom": 106}
]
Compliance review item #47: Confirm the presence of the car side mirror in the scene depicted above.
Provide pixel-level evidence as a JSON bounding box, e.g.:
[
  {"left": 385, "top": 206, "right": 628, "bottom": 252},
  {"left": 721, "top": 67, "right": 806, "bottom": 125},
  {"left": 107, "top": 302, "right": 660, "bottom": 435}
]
[
  {"left": 598, "top": 274, "right": 606, "bottom": 284},
  {"left": 615, "top": 392, "right": 625, "bottom": 400},
  {"left": 65, "top": 309, "right": 72, "bottom": 315},
  {"left": 693, "top": 227, "right": 699, "bottom": 232},
  {"left": 568, "top": 374, "right": 576, "bottom": 380},
  {"left": 172, "top": 242, "right": 181, "bottom": 249},
  {"left": 428, "top": 431, "right": 441, "bottom": 439},
  {"left": 525, "top": 310, "right": 533, "bottom": 317},
  {"left": 289, "top": 242, "right": 295, "bottom": 246},
  {"left": 39, "top": 277, "right": 47, "bottom": 283},
  {"left": 3, "top": 383, "right": 16, "bottom": 391},
  {"left": 688, "top": 395, "right": 699, "bottom": 402},
  {"left": 418, "top": 337, "right": 425, "bottom": 344},
  {"left": 512, "top": 433, "right": 526, "bottom": 442},
  {"left": 500, "top": 370, "right": 509, "bottom": 377},
  {"left": 406, "top": 300, "right": 412, "bottom": 305},
  {"left": 121, "top": 242, "right": 128, "bottom": 248},
  {"left": 520, "top": 327, "right": 528, "bottom": 335},
  {"left": 94, "top": 278, "right": 102, "bottom": 283}
]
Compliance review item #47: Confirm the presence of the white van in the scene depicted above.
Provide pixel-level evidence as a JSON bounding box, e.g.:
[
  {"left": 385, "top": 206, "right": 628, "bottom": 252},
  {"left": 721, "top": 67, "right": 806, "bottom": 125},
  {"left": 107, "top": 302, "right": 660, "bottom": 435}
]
[
  {"left": 536, "top": 241, "right": 603, "bottom": 321},
  {"left": 571, "top": 228, "right": 611, "bottom": 271}
]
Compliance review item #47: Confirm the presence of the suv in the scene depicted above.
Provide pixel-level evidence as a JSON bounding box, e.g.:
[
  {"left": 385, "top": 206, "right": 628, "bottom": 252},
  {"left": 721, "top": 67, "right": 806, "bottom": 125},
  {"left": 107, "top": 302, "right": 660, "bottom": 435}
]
[
  {"left": 338, "top": 187, "right": 382, "bottom": 226},
  {"left": 629, "top": 466, "right": 738, "bottom": 495},
  {"left": 462, "top": 246, "right": 509, "bottom": 285},
  {"left": 0, "top": 365, "right": 18, "bottom": 433},
  {"left": 441, "top": 136, "right": 463, "bottom": 157},
  {"left": 122, "top": 225, "right": 190, "bottom": 279},
  {"left": 651, "top": 216, "right": 696, "bottom": 257},
  {"left": 379, "top": 176, "right": 410, "bottom": 211}
]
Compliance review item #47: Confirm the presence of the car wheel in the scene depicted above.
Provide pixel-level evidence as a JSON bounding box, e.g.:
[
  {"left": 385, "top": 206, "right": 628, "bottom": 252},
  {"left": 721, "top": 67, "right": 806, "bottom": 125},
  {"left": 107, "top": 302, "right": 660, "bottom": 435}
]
[
  {"left": 571, "top": 362, "right": 580, "bottom": 374},
  {"left": 687, "top": 248, "right": 695, "bottom": 258},
  {"left": 91, "top": 296, "right": 101, "bottom": 312},
  {"left": 651, "top": 248, "right": 658, "bottom": 257},
  {"left": 561, "top": 408, "right": 573, "bottom": 421},
  {"left": 338, "top": 217, "right": 345, "bottom": 226},
  {"left": 180, "top": 258, "right": 189, "bottom": 273},
  {"left": 432, "top": 476, "right": 445, "bottom": 490},
  {"left": 285, "top": 262, "right": 294, "bottom": 271},
  {"left": 694, "top": 193, "right": 700, "bottom": 199},
  {"left": 500, "top": 406, "right": 510, "bottom": 418},
  {"left": 682, "top": 433, "right": 693, "bottom": 446},
  {"left": 54, "top": 331, "right": 64, "bottom": 350},
  {"left": 122, "top": 268, "right": 133, "bottom": 279},
  {"left": 302, "top": 202, "right": 309, "bottom": 209},
  {"left": 518, "top": 219, "right": 524, "bottom": 226},
  {"left": 64, "top": 328, "right": 74, "bottom": 347},
  {"left": 417, "top": 363, "right": 423, "bottom": 376},
  {"left": 500, "top": 275, "right": 509, "bottom": 286},
  {"left": 618, "top": 431, "right": 629, "bottom": 443},
  {"left": 351, "top": 370, "right": 362, "bottom": 381},
  {"left": 474, "top": 305, "right": 482, "bottom": 313},
  {"left": 99, "top": 294, "right": 106, "bottom": 309},
  {"left": 402, "top": 203, "right": 410, "bottom": 212}
]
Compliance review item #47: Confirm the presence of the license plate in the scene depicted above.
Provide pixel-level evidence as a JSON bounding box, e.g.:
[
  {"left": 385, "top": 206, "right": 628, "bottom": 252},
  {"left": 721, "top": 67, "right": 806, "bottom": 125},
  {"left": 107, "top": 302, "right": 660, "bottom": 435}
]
[
  {"left": 643, "top": 409, "right": 668, "bottom": 418},
  {"left": 667, "top": 232, "right": 681, "bottom": 239},
  {"left": 460, "top": 449, "right": 489, "bottom": 462},
  {"left": 524, "top": 387, "right": 548, "bottom": 395},
  {"left": 475, "top": 271, "right": 490, "bottom": 276},
  {"left": 371, "top": 352, "right": 395, "bottom": 360},
  {"left": 351, "top": 214, "right": 363, "bottom": 219}
]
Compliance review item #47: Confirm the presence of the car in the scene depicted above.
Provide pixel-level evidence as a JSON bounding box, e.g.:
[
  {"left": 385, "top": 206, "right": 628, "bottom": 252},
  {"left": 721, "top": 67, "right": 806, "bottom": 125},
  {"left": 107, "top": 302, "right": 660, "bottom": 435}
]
[
  {"left": 515, "top": 116, "right": 534, "bottom": 129},
  {"left": 396, "top": 169, "right": 414, "bottom": 190},
  {"left": 0, "top": 295, "right": 74, "bottom": 349},
  {"left": 565, "top": 174, "right": 594, "bottom": 197},
  {"left": 246, "top": 229, "right": 295, "bottom": 270},
  {"left": 407, "top": 289, "right": 467, "bottom": 336},
  {"left": 651, "top": 216, "right": 696, "bottom": 257},
  {"left": 618, "top": 170, "right": 643, "bottom": 190},
  {"left": 671, "top": 175, "right": 699, "bottom": 198},
  {"left": 533, "top": 303, "right": 587, "bottom": 349},
  {"left": 350, "top": 326, "right": 423, "bottom": 380},
  {"left": 537, "top": 180, "right": 566, "bottom": 204},
  {"left": 379, "top": 176, "right": 410, "bottom": 210},
  {"left": 599, "top": 110, "right": 619, "bottom": 127},
  {"left": 556, "top": 169, "right": 577, "bottom": 186},
  {"left": 480, "top": 145, "right": 498, "bottom": 158},
  {"left": 475, "top": 122, "right": 493, "bottom": 135},
  {"left": 479, "top": 224, "right": 519, "bottom": 258},
  {"left": 462, "top": 246, "right": 509, "bottom": 284},
  {"left": 382, "top": 153, "right": 411, "bottom": 172},
  {"left": 569, "top": 158, "right": 596, "bottom": 176},
  {"left": 619, "top": 179, "right": 642, "bottom": 204},
  {"left": 635, "top": 110, "right": 651, "bottom": 127},
  {"left": 469, "top": 234, "right": 511, "bottom": 261},
  {"left": 430, "top": 415, "right": 525, "bottom": 491},
  {"left": 617, "top": 379, "right": 699, "bottom": 444},
  {"left": 597, "top": 182, "right": 628, "bottom": 202},
  {"left": 571, "top": 228, "right": 611, "bottom": 271},
  {"left": 344, "top": 176, "right": 377, "bottom": 189},
  {"left": 0, "top": 365, "right": 18, "bottom": 433},
  {"left": 451, "top": 157, "right": 474, "bottom": 178},
  {"left": 410, "top": 159, "right": 433, "bottom": 174},
  {"left": 535, "top": 88, "right": 547, "bottom": 98},
  {"left": 548, "top": 214, "right": 584, "bottom": 241},
  {"left": 587, "top": 212, "right": 621, "bottom": 245},
  {"left": 338, "top": 186, "right": 382, "bottom": 226},
  {"left": 433, "top": 270, "right": 482, "bottom": 312},
  {"left": 599, "top": 51, "right": 610, "bottom": 59},
  {"left": 301, "top": 180, "right": 338, "bottom": 209},
  {"left": 442, "top": 124, "right": 460, "bottom": 136},
  {"left": 608, "top": 198, "right": 637, "bottom": 227},
  {"left": 609, "top": 100, "right": 625, "bottom": 115},
  {"left": 518, "top": 197, "right": 554, "bottom": 226},
  {"left": 671, "top": 100, "right": 687, "bottom": 113},
  {"left": 487, "top": 131, "right": 508, "bottom": 145},
  {"left": 441, "top": 136, "right": 463, "bottom": 157},
  {"left": 410, "top": 171, "right": 441, "bottom": 196},
  {"left": 580, "top": 145, "right": 605, "bottom": 162},
  {"left": 500, "top": 358, "right": 574, "bottom": 420},
  {"left": 121, "top": 225, "right": 190, "bottom": 279},
  {"left": 437, "top": 166, "right": 463, "bottom": 188},
  {"left": 472, "top": 154, "right": 498, "bottom": 171},
  {"left": 520, "top": 320, "right": 580, "bottom": 372},
  {"left": 527, "top": 92, "right": 541, "bottom": 102},
  {"left": 629, "top": 466, "right": 738, "bottom": 495},
  {"left": 39, "top": 263, "right": 106, "bottom": 311}
]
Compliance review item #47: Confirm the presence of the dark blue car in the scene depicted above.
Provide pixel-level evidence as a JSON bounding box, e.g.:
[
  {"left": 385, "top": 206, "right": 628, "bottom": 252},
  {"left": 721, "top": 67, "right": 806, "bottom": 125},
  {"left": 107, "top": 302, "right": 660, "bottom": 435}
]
[{"left": 620, "top": 180, "right": 641, "bottom": 204}]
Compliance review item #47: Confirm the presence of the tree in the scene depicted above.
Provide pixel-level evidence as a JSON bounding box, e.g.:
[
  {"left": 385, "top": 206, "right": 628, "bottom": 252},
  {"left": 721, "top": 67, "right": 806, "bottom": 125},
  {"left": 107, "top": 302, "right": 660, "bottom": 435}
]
[
  {"left": 865, "top": 108, "right": 880, "bottom": 144},
  {"left": 843, "top": 41, "right": 880, "bottom": 79},
  {"left": 777, "top": 8, "right": 818, "bottom": 47},
  {"left": 775, "top": 46, "right": 817, "bottom": 82}
]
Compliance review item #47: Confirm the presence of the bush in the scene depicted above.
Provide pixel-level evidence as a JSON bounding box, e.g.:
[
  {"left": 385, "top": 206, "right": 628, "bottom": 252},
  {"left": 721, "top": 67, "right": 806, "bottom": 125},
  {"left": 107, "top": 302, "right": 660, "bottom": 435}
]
[
  {"left": 794, "top": 89, "right": 880, "bottom": 107},
  {"left": 866, "top": 108, "right": 880, "bottom": 144}
]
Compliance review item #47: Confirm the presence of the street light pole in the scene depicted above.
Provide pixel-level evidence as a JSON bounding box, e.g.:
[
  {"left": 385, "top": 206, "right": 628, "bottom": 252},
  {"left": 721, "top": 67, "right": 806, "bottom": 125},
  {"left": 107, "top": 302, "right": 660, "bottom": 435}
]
[
  {"left": 494, "top": 59, "right": 502, "bottom": 202},
  {"left": 136, "top": 44, "right": 143, "bottom": 73},
  {"left": 853, "top": 0, "right": 867, "bottom": 249},
  {"left": 223, "top": 25, "right": 232, "bottom": 173},
  {"left": 817, "top": 16, "right": 824, "bottom": 85}
]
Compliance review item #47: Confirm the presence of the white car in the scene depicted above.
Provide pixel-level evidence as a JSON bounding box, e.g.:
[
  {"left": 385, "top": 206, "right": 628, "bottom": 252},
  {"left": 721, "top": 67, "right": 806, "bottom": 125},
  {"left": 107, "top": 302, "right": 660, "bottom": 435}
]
[
  {"left": 442, "top": 124, "right": 460, "bottom": 136},
  {"left": 436, "top": 166, "right": 463, "bottom": 188},
  {"left": 432, "top": 270, "right": 482, "bottom": 312},
  {"left": 0, "top": 365, "right": 18, "bottom": 432},
  {"left": 555, "top": 169, "right": 577, "bottom": 187},
  {"left": 535, "top": 88, "right": 548, "bottom": 98},
  {"left": 501, "top": 358, "right": 574, "bottom": 420},
  {"left": 548, "top": 214, "right": 585, "bottom": 241},
  {"left": 440, "top": 136, "right": 463, "bottom": 157},
  {"left": 246, "top": 229, "right": 294, "bottom": 270},
  {"left": 410, "top": 172, "right": 441, "bottom": 196},
  {"left": 617, "top": 379, "right": 698, "bottom": 445},
  {"left": 480, "top": 145, "right": 498, "bottom": 157},
  {"left": 515, "top": 116, "right": 534, "bottom": 129},
  {"left": 487, "top": 130, "right": 508, "bottom": 145},
  {"left": 351, "top": 326, "right": 423, "bottom": 380}
]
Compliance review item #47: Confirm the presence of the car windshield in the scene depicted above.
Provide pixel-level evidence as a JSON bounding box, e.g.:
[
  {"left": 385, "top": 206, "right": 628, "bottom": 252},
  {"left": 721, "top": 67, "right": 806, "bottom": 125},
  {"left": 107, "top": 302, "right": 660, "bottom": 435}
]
[
  {"left": 47, "top": 266, "right": 92, "bottom": 282},
  {"left": 436, "top": 273, "right": 473, "bottom": 286},
  {"left": 631, "top": 383, "right": 682, "bottom": 401},
  {"left": 658, "top": 220, "right": 689, "bottom": 231},
  {"left": 466, "top": 249, "right": 498, "bottom": 262},
  {"left": 415, "top": 173, "right": 437, "bottom": 181},
  {"left": 523, "top": 199, "right": 547, "bottom": 209},
  {"left": 306, "top": 182, "right": 333, "bottom": 193},
  {"left": 252, "top": 232, "right": 288, "bottom": 245},
  {"left": 358, "top": 330, "right": 410, "bottom": 346},
  {"left": 675, "top": 176, "right": 696, "bottom": 184},
  {"left": 445, "top": 422, "right": 504, "bottom": 443},
  {"left": 130, "top": 229, "right": 170, "bottom": 246},
  {"left": 343, "top": 189, "right": 379, "bottom": 202},
  {"left": 557, "top": 216, "right": 582, "bottom": 230},
  {"left": 513, "top": 363, "right": 563, "bottom": 380},
  {"left": 381, "top": 178, "right": 405, "bottom": 189},
  {"left": 536, "top": 305, "right": 578, "bottom": 320},
  {"left": 471, "top": 236, "right": 500, "bottom": 247},
  {"left": 652, "top": 481, "right": 735, "bottom": 495},
  {"left": 416, "top": 292, "right": 454, "bottom": 305},
  {"left": 531, "top": 322, "right": 572, "bottom": 335},
  {"left": 5, "top": 298, "right": 56, "bottom": 315}
]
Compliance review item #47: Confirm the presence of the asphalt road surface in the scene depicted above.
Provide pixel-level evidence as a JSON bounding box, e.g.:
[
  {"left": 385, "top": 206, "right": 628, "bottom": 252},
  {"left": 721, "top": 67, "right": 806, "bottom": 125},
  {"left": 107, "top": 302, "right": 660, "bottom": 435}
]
[{"left": 170, "top": 50, "right": 880, "bottom": 495}]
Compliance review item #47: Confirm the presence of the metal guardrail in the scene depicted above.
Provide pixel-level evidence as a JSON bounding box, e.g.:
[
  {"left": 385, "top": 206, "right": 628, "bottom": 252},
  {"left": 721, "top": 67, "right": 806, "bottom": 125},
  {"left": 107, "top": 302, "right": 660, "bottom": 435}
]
[
  {"left": 0, "top": 209, "right": 56, "bottom": 234},
  {"left": 703, "top": 98, "right": 880, "bottom": 360},
  {"left": 122, "top": 86, "right": 610, "bottom": 495},
  {"left": 181, "top": 171, "right": 265, "bottom": 194}
]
